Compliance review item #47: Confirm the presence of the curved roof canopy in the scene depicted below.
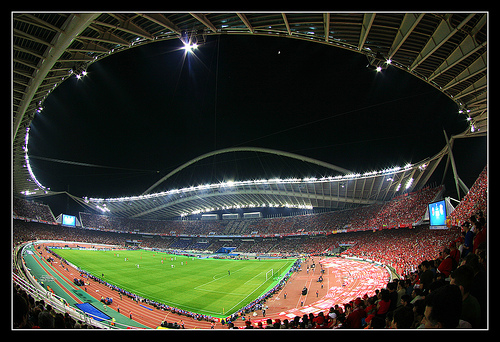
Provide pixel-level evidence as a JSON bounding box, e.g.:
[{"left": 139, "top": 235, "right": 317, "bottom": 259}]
[
  {"left": 13, "top": 12, "right": 488, "bottom": 205},
  {"left": 80, "top": 145, "right": 447, "bottom": 220}
]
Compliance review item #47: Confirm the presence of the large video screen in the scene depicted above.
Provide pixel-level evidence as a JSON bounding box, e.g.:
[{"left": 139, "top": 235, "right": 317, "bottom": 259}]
[
  {"left": 62, "top": 214, "right": 76, "bottom": 227},
  {"left": 428, "top": 199, "right": 446, "bottom": 228}
]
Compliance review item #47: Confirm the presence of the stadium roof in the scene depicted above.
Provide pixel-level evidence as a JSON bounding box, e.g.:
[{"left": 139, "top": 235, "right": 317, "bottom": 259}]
[
  {"left": 73, "top": 145, "right": 447, "bottom": 220},
  {"left": 13, "top": 12, "right": 488, "bottom": 214}
]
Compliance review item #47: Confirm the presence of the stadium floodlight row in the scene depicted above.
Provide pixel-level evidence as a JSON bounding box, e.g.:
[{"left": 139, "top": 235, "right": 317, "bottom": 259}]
[{"left": 72, "top": 145, "right": 448, "bottom": 220}]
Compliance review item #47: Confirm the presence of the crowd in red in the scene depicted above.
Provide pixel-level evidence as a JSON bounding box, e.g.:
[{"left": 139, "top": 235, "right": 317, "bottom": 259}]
[
  {"left": 15, "top": 185, "right": 442, "bottom": 238},
  {"left": 449, "top": 166, "right": 487, "bottom": 226},
  {"left": 340, "top": 227, "right": 460, "bottom": 276},
  {"left": 13, "top": 197, "right": 56, "bottom": 223}
]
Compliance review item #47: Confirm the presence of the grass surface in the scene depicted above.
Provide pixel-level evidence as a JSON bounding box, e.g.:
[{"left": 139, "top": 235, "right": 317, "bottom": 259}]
[{"left": 55, "top": 248, "right": 296, "bottom": 318}]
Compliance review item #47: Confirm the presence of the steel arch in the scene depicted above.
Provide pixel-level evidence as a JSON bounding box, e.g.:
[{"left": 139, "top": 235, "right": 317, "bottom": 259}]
[{"left": 142, "top": 146, "right": 353, "bottom": 195}]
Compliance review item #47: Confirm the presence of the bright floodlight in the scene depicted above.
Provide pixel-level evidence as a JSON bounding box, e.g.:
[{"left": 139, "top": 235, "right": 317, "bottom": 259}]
[
  {"left": 183, "top": 42, "right": 198, "bottom": 53},
  {"left": 376, "top": 66, "right": 382, "bottom": 72}
]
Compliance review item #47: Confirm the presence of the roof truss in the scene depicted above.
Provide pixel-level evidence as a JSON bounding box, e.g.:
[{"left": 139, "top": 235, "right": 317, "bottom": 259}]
[{"left": 13, "top": 12, "right": 488, "bottom": 200}]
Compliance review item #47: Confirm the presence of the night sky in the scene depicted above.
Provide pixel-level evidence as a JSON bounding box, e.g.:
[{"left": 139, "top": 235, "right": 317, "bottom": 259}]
[{"left": 27, "top": 35, "right": 486, "bottom": 214}]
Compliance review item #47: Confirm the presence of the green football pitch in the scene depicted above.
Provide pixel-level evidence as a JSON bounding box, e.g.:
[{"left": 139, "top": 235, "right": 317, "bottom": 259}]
[{"left": 54, "top": 248, "right": 296, "bottom": 318}]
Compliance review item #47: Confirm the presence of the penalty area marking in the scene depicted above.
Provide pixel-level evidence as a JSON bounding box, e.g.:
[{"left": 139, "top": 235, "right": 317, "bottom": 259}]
[{"left": 193, "top": 265, "right": 249, "bottom": 294}]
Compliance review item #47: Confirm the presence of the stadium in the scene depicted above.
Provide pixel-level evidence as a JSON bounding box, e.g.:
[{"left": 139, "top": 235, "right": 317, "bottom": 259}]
[{"left": 13, "top": 12, "right": 487, "bottom": 330}]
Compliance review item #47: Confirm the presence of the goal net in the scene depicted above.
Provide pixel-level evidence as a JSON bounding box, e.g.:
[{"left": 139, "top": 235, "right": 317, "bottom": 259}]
[{"left": 265, "top": 269, "right": 274, "bottom": 281}]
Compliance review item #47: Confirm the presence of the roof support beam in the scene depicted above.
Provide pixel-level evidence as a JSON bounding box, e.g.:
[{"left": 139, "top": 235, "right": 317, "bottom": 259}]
[
  {"left": 13, "top": 68, "right": 33, "bottom": 78},
  {"left": 467, "top": 91, "right": 487, "bottom": 107},
  {"left": 406, "top": 168, "right": 418, "bottom": 193},
  {"left": 22, "top": 14, "right": 64, "bottom": 33},
  {"left": 13, "top": 57, "right": 39, "bottom": 70},
  {"left": 81, "top": 26, "right": 131, "bottom": 46},
  {"left": 13, "top": 45, "right": 46, "bottom": 59},
  {"left": 13, "top": 28, "right": 53, "bottom": 47},
  {"left": 443, "top": 130, "right": 469, "bottom": 200},
  {"left": 323, "top": 13, "right": 330, "bottom": 42},
  {"left": 388, "top": 13, "right": 425, "bottom": 59},
  {"left": 67, "top": 45, "right": 109, "bottom": 54},
  {"left": 137, "top": 13, "right": 181, "bottom": 36},
  {"left": 410, "top": 14, "right": 475, "bottom": 71},
  {"left": 442, "top": 51, "right": 486, "bottom": 91},
  {"left": 428, "top": 17, "right": 487, "bottom": 82},
  {"left": 190, "top": 13, "right": 217, "bottom": 33},
  {"left": 412, "top": 164, "right": 428, "bottom": 190},
  {"left": 236, "top": 13, "right": 254, "bottom": 33},
  {"left": 382, "top": 175, "right": 399, "bottom": 201},
  {"left": 13, "top": 13, "right": 100, "bottom": 142},
  {"left": 454, "top": 75, "right": 486, "bottom": 100},
  {"left": 58, "top": 51, "right": 96, "bottom": 63},
  {"left": 419, "top": 154, "right": 445, "bottom": 189},
  {"left": 93, "top": 20, "right": 154, "bottom": 40},
  {"left": 358, "top": 13, "right": 375, "bottom": 51},
  {"left": 282, "top": 13, "right": 292, "bottom": 36}
]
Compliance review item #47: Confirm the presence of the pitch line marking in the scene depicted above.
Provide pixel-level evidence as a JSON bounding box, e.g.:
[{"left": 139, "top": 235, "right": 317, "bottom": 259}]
[{"left": 193, "top": 265, "right": 249, "bottom": 291}]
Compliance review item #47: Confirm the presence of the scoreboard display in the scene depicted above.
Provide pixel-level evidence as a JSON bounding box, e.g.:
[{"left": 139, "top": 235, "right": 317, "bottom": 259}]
[
  {"left": 428, "top": 199, "right": 447, "bottom": 229},
  {"left": 62, "top": 214, "right": 76, "bottom": 227}
]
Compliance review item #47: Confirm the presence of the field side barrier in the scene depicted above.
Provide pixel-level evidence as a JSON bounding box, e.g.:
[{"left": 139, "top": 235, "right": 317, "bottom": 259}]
[{"left": 13, "top": 242, "right": 144, "bottom": 330}]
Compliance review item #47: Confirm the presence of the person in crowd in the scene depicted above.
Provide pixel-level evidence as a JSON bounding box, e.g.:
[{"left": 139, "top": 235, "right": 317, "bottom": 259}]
[
  {"left": 396, "top": 280, "right": 406, "bottom": 308},
  {"left": 437, "top": 248, "right": 455, "bottom": 278},
  {"left": 391, "top": 305, "right": 414, "bottom": 329},
  {"left": 421, "top": 285, "right": 462, "bottom": 329},
  {"left": 265, "top": 318, "right": 273, "bottom": 328},
  {"left": 472, "top": 218, "right": 486, "bottom": 254},
  {"left": 376, "top": 289, "right": 391, "bottom": 319},
  {"left": 400, "top": 294, "right": 412, "bottom": 308},
  {"left": 344, "top": 298, "right": 366, "bottom": 328},
  {"left": 410, "top": 286, "right": 424, "bottom": 305},
  {"left": 419, "top": 260, "right": 434, "bottom": 292},
  {"left": 462, "top": 222, "right": 474, "bottom": 258},
  {"left": 411, "top": 299, "right": 426, "bottom": 328},
  {"left": 450, "top": 265, "right": 481, "bottom": 328},
  {"left": 449, "top": 241, "right": 460, "bottom": 265},
  {"left": 387, "top": 282, "right": 398, "bottom": 313},
  {"left": 365, "top": 315, "right": 385, "bottom": 329},
  {"left": 462, "top": 252, "right": 487, "bottom": 328},
  {"left": 38, "top": 311, "right": 55, "bottom": 329}
]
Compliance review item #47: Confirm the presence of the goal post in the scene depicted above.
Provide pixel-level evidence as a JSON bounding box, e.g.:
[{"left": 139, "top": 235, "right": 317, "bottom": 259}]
[{"left": 265, "top": 269, "right": 273, "bottom": 281}]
